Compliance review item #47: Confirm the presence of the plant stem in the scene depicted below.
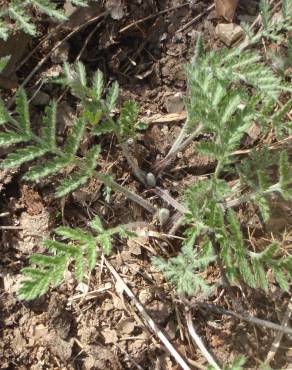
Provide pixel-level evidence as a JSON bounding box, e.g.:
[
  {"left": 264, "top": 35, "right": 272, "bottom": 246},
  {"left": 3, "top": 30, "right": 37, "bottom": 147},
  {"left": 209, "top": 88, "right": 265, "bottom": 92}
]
[
  {"left": 96, "top": 172, "right": 156, "bottom": 214},
  {"left": 153, "top": 122, "right": 203, "bottom": 175},
  {"left": 120, "top": 140, "right": 147, "bottom": 185}
]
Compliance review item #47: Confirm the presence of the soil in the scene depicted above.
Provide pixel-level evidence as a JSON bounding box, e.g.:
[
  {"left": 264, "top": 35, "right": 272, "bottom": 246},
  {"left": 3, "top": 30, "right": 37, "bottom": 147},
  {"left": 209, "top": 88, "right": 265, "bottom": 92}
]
[{"left": 0, "top": 1, "right": 291, "bottom": 369}]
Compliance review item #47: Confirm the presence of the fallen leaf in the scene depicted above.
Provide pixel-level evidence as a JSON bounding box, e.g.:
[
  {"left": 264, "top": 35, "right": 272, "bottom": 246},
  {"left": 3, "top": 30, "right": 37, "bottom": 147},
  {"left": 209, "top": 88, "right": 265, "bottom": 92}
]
[{"left": 215, "top": 0, "right": 239, "bottom": 22}]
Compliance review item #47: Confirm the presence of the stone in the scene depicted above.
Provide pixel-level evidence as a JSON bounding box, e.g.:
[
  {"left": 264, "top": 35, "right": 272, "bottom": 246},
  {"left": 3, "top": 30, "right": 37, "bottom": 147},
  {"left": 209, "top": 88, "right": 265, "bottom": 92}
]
[
  {"left": 51, "top": 41, "right": 69, "bottom": 64},
  {"left": 31, "top": 90, "right": 50, "bottom": 106},
  {"left": 165, "top": 92, "right": 184, "bottom": 113},
  {"left": 215, "top": 23, "right": 244, "bottom": 46},
  {"left": 215, "top": 0, "right": 239, "bottom": 22}
]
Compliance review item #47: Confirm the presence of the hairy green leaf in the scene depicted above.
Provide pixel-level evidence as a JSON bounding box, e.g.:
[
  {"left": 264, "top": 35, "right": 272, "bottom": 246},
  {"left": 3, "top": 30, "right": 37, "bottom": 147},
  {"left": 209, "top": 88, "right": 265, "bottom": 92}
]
[
  {"left": 2, "top": 145, "right": 47, "bottom": 168},
  {"left": 106, "top": 81, "right": 119, "bottom": 111},
  {"left": 24, "top": 157, "right": 71, "bottom": 181},
  {"left": 31, "top": 0, "right": 67, "bottom": 21},
  {"left": 64, "top": 117, "right": 86, "bottom": 155},
  {"left": 91, "top": 69, "right": 103, "bottom": 101},
  {"left": 55, "top": 171, "right": 89, "bottom": 198},
  {"left": 41, "top": 100, "right": 57, "bottom": 150},
  {"left": 16, "top": 88, "right": 31, "bottom": 135},
  {"left": 0, "top": 55, "right": 10, "bottom": 72},
  {"left": 8, "top": 6, "right": 36, "bottom": 36},
  {"left": 0, "top": 132, "right": 30, "bottom": 146}
]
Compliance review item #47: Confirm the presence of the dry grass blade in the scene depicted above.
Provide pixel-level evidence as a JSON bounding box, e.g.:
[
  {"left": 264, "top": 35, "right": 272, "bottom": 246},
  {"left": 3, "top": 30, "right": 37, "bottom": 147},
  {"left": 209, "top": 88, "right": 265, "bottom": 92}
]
[
  {"left": 186, "top": 312, "right": 222, "bottom": 370},
  {"left": 104, "top": 257, "right": 192, "bottom": 370},
  {"left": 265, "top": 298, "right": 292, "bottom": 365},
  {"left": 119, "top": 3, "right": 189, "bottom": 33},
  {"left": 177, "top": 4, "right": 215, "bottom": 33}
]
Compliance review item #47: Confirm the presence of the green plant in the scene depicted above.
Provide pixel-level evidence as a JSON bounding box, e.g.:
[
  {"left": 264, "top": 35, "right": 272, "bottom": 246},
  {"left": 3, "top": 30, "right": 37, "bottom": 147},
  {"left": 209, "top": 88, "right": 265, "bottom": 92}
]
[
  {"left": 18, "top": 215, "right": 134, "bottom": 300},
  {"left": 153, "top": 2, "right": 292, "bottom": 294},
  {"left": 0, "top": 61, "right": 154, "bottom": 212},
  {"left": 154, "top": 0, "right": 292, "bottom": 174},
  {"left": 0, "top": 57, "right": 159, "bottom": 300},
  {"left": 0, "top": 0, "right": 90, "bottom": 41}
]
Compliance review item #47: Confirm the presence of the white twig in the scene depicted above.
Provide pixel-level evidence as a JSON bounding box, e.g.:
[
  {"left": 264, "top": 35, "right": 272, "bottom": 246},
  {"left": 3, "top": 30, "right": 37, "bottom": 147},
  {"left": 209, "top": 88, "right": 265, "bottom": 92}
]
[
  {"left": 265, "top": 298, "right": 292, "bottom": 365},
  {"left": 104, "top": 257, "right": 191, "bottom": 370},
  {"left": 186, "top": 312, "right": 222, "bottom": 370}
]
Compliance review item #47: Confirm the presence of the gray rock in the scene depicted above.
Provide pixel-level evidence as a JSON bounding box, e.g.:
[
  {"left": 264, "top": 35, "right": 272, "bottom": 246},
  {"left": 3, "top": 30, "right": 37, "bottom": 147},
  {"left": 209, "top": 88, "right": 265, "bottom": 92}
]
[{"left": 215, "top": 23, "right": 244, "bottom": 46}]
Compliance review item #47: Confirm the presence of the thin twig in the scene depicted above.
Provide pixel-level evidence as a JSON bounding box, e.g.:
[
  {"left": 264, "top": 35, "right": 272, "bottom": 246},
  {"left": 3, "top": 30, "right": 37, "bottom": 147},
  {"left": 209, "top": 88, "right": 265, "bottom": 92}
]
[
  {"left": 114, "top": 344, "right": 146, "bottom": 370},
  {"left": 119, "top": 3, "right": 189, "bottom": 33},
  {"left": 186, "top": 311, "right": 222, "bottom": 370},
  {"left": 153, "top": 123, "right": 203, "bottom": 176},
  {"left": 104, "top": 257, "right": 192, "bottom": 370},
  {"left": 97, "top": 172, "right": 156, "bottom": 214},
  {"left": 177, "top": 4, "right": 215, "bottom": 33},
  {"left": 265, "top": 298, "right": 292, "bottom": 365},
  {"left": 8, "top": 11, "right": 109, "bottom": 109},
  {"left": 199, "top": 302, "right": 292, "bottom": 336},
  {"left": 0, "top": 212, "right": 10, "bottom": 218},
  {"left": 16, "top": 24, "right": 64, "bottom": 72},
  {"left": 155, "top": 187, "right": 187, "bottom": 214},
  {"left": 0, "top": 225, "right": 23, "bottom": 230},
  {"left": 120, "top": 141, "right": 147, "bottom": 185}
]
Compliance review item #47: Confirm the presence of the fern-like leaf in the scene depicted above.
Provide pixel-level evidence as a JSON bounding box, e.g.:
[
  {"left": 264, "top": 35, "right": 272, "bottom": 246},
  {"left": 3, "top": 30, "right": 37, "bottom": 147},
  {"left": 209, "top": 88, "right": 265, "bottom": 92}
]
[
  {"left": 227, "top": 209, "right": 256, "bottom": 287},
  {"left": 279, "top": 151, "right": 292, "bottom": 199},
  {"left": 260, "top": 0, "right": 272, "bottom": 29},
  {"left": 91, "top": 69, "right": 104, "bottom": 101},
  {"left": 1, "top": 145, "right": 48, "bottom": 168},
  {"left": 0, "top": 132, "right": 31, "bottom": 146},
  {"left": 16, "top": 88, "right": 32, "bottom": 135},
  {"left": 55, "top": 171, "right": 89, "bottom": 198},
  {"left": 41, "top": 100, "right": 57, "bottom": 150},
  {"left": 55, "top": 226, "right": 94, "bottom": 244},
  {"left": 31, "top": 0, "right": 67, "bottom": 21},
  {"left": 24, "top": 156, "right": 70, "bottom": 181},
  {"left": 117, "top": 100, "right": 140, "bottom": 139},
  {"left": 64, "top": 117, "right": 86, "bottom": 156},
  {"left": 8, "top": 6, "right": 36, "bottom": 36},
  {"left": 0, "top": 55, "right": 10, "bottom": 73},
  {"left": 0, "top": 22, "right": 9, "bottom": 41},
  {"left": 83, "top": 144, "right": 100, "bottom": 173},
  {"left": 106, "top": 81, "right": 119, "bottom": 112}
]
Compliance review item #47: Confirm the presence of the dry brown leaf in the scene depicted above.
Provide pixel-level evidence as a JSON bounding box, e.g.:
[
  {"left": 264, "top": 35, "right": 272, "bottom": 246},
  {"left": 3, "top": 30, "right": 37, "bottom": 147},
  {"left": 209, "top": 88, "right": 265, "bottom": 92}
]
[{"left": 215, "top": 0, "right": 239, "bottom": 22}]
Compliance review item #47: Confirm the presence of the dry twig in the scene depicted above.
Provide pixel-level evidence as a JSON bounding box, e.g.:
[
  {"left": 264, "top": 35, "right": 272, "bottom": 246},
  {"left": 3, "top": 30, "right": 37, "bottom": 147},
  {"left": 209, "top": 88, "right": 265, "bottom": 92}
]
[
  {"left": 119, "top": 3, "right": 189, "bottom": 33},
  {"left": 186, "top": 311, "right": 222, "bottom": 370},
  {"left": 104, "top": 257, "right": 192, "bottom": 370},
  {"left": 265, "top": 298, "right": 292, "bottom": 365}
]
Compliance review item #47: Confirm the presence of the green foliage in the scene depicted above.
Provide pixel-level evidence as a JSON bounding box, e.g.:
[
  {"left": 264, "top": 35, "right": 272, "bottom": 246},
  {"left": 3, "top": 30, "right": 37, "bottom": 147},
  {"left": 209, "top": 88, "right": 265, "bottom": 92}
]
[
  {"left": 0, "top": 62, "right": 143, "bottom": 200},
  {"left": 18, "top": 216, "right": 130, "bottom": 300},
  {"left": 155, "top": 1, "right": 292, "bottom": 295},
  {"left": 58, "top": 62, "right": 145, "bottom": 141},
  {"left": 155, "top": 156, "right": 290, "bottom": 294},
  {"left": 259, "top": 0, "right": 272, "bottom": 29},
  {"left": 0, "top": 0, "right": 93, "bottom": 39},
  {"left": 0, "top": 56, "right": 10, "bottom": 73},
  {"left": 152, "top": 232, "right": 216, "bottom": 295},
  {"left": 0, "top": 85, "right": 100, "bottom": 197}
]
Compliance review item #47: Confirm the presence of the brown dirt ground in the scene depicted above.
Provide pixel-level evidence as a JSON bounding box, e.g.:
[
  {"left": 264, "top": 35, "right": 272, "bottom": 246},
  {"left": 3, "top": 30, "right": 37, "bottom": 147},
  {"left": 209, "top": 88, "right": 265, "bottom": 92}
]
[{"left": 0, "top": 1, "right": 291, "bottom": 369}]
